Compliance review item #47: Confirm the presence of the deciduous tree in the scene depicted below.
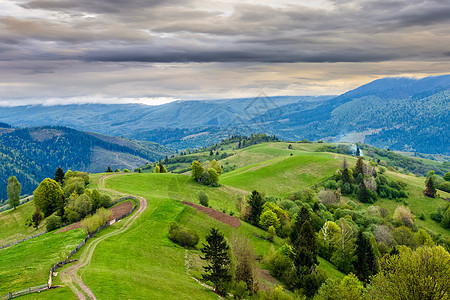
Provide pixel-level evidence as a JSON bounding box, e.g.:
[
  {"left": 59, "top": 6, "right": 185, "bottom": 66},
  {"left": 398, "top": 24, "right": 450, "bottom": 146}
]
[
  {"left": 7, "top": 176, "right": 21, "bottom": 210},
  {"left": 370, "top": 246, "right": 450, "bottom": 300},
  {"left": 191, "top": 161, "right": 204, "bottom": 181},
  {"left": 34, "top": 178, "right": 64, "bottom": 217}
]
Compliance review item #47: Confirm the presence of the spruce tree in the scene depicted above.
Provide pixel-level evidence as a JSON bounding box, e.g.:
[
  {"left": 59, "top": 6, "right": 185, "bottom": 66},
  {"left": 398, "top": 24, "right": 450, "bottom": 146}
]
[
  {"left": 201, "top": 228, "right": 231, "bottom": 295},
  {"left": 293, "top": 221, "right": 318, "bottom": 289},
  {"left": 355, "top": 156, "right": 365, "bottom": 178},
  {"left": 356, "top": 233, "right": 378, "bottom": 282},
  {"left": 247, "top": 190, "right": 265, "bottom": 226},
  {"left": 356, "top": 145, "right": 361, "bottom": 157},
  {"left": 54, "top": 167, "right": 65, "bottom": 185},
  {"left": 106, "top": 166, "right": 113, "bottom": 172},
  {"left": 424, "top": 176, "right": 437, "bottom": 198},
  {"left": 290, "top": 206, "right": 311, "bottom": 245},
  {"left": 341, "top": 168, "right": 353, "bottom": 185}
]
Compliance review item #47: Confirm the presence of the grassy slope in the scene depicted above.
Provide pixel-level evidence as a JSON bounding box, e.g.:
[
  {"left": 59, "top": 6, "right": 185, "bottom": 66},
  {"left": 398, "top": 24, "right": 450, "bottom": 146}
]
[
  {"left": 79, "top": 174, "right": 226, "bottom": 299},
  {"left": 363, "top": 171, "right": 450, "bottom": 236},
  {"left": 0, "top": 201, "right": 46, "bottom": 247},
  {"left": 78, "top": 172, "right": 344, "bottom": 299},
  {"left": 0, "top": 229, "right": 85, "bottom": 295},
  {"left": 221, "top": 151, "right": 343, "bottom": 197}
]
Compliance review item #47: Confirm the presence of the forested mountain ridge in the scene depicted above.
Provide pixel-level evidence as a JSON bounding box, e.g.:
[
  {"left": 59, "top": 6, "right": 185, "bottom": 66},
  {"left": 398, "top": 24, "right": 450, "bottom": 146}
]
[
  {"left": 0, "top": 75, "right": 448, "bottom": 154},
  {"left": 0, "top": 125, "right": 172, "bottom": 200}
]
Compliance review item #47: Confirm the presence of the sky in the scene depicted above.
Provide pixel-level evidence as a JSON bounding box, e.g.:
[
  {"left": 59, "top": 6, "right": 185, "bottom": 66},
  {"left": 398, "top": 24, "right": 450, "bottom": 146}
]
[{"left": 0, "top": 0, "right": 449, "bottom": 106}]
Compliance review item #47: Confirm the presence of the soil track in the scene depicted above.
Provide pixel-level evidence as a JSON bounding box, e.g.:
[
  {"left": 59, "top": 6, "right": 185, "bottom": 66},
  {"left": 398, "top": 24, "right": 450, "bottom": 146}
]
[
  {"left": 183, "top": 201, "right": 241, "bottom": 228},
  {"left": 60, "top": 174, "right": 147, "bottom": 300}
]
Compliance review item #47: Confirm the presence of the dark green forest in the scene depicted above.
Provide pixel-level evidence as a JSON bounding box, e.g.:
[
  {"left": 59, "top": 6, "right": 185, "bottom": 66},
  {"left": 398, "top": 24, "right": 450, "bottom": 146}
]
[{"left": 0, "top": 126, "right": 171, "bottom": 201}]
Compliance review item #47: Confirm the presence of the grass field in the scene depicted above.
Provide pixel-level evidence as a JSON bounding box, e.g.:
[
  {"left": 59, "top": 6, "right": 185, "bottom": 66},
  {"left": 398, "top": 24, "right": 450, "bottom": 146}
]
[
  {"left": 0, "top": 229, "right": 85, "bottom": 295},
  {"left": 0, "top": 201, "right": 46, "bottom": 247},
  {"left": 221, "top": 152, "right": 343, "bottom": 197},
  {"left": 75, "top": 173, "right": 344, "bottom": 299}
]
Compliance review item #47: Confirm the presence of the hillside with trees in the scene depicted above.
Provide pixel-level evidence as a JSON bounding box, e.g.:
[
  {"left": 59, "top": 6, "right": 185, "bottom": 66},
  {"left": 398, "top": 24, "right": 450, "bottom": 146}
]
[
  {"left": 1, "top": 139, "right": 450, "bottom": 299},
  {"left": 0, "top": 125, "right": 172, "bottom": 201}
]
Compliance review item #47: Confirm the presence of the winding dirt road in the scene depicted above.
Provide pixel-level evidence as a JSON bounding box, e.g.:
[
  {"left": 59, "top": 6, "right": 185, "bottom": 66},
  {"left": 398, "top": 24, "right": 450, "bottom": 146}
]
[{"left": 60, "top": 174, "right": 147, "bottom": 300}]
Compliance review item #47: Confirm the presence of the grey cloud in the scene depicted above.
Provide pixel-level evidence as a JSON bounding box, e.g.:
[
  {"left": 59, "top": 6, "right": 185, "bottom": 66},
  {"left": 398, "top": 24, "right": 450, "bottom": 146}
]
[{"left": 0, "top": 0, "right": 448, "bottom": 102}]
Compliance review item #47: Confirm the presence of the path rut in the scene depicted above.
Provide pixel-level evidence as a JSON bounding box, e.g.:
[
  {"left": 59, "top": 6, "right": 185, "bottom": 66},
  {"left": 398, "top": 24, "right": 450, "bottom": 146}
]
[{"left": 60, "top": 174, "right": 147, "bottom": 300}]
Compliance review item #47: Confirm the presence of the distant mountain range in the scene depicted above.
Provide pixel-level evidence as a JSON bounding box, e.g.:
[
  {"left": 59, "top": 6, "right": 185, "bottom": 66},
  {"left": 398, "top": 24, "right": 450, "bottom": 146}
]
[
  {"left": 0, "top": 75, "right": 448, "bottom": 155},
  {"left": 0, "top": 126, "right": 172, "bottom": 200}
]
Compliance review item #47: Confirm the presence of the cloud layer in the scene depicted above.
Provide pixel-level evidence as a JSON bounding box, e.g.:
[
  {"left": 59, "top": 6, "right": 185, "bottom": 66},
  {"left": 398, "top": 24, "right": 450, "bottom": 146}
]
[{"left": 0, "top": 0, "right": 449, "bottom": 104}]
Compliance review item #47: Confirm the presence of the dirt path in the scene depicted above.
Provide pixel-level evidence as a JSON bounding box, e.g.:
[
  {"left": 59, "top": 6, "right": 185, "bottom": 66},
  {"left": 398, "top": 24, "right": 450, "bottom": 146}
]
[
  {"left": 183, "top": 201, "right": 241, "bottom": 228},
  {"left": 60, "top": 174, "right": 147, "bottom": 300}
]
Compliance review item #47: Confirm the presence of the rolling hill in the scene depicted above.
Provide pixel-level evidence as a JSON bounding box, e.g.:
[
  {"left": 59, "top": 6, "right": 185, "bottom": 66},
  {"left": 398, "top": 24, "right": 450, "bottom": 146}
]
[{"left": 0, "top": 125, "right": 172, "bottom": 201}]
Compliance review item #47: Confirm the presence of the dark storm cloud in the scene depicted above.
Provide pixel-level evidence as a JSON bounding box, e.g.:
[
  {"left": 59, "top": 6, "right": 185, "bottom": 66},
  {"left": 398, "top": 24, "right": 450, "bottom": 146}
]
[
  {"left": 0, "top": 0, "right": 449, "bottom": 103},
  {"left": 5, "top": 0, "right": 448, "bottom": 64}
]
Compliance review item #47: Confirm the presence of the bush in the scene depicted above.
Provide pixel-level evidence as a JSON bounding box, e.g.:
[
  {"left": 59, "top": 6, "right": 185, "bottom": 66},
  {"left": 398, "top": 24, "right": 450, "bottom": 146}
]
[
  {"left": 168, "top": 222, "right": 199, "bottom": 248},
  {"left": 46, "top": 215, "right": 62, "bottom": 232},
  {"left": 198, "top": 191, "right": 209, "bottom": 207}
]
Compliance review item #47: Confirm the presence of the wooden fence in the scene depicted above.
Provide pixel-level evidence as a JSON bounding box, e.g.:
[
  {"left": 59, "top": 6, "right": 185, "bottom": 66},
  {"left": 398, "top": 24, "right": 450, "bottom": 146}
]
[{"left": 1, "top": 196, "right": 138, "bottom": 299}]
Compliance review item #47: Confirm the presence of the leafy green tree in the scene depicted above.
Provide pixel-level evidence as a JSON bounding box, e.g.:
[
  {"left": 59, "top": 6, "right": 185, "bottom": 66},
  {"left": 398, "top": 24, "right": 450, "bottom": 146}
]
[
  {"left": 441, "top": 207, "right": 450, "bottom": 229},
  {"left": 318, "top": 221, "right": 341, "bottom": 260},
  {"left": 424, "top": 176, "right": 437, "bottom": 198},
  {"left": 247, "top": 190, "right": 265, "bottom": 226},
  {"left": 54, "top": 167, "right": 65, "bottom": 185},
  {"left": 331, "top": 218, "right": 356, "bottom": 274},
  {"left": 207, "top": 168, "right": 219, "bottom": 186},
  {"left": 259, "top": 210, "right": 280, "bottom": 230},
  {"left": 34, "top": 178, "right": 64, "bottom": 217},
  {"left": 198, "top": 191, "right": 209, "bottom": 207},
  {"left": 46, "top": 215, "right": 62, "bottom": 232},
  {"left": 231, "top": 234, "right": 258, "bottom": 294},
  {"left": 106, "top": 166, "right": 113, "bottom": 172},
  {"left": 392, "top": 226, "right": 417, "bottom": 248},
  {"left": 154, "top": 165, "right": 160, "bottom": 173},
  {"left": 314, "top": 273, "right": 366, "bottom": 300},
  {"left": 209, "top": 159, "right": 222, "bottom": 175},
  {"left": 370, "top": 246, "right": 450, "bottom": 300},
  {"left": 201, "top": 228, "right": 231, "bottom": 295},
  {"left": 444, "top": 172, "right": 450, "bottom": 182},
  {"left": 7, "top": 176, "right": 21, "bottom": 210},
  {"left": 191, "top": 161, "right": 204, "bottom": 181}
]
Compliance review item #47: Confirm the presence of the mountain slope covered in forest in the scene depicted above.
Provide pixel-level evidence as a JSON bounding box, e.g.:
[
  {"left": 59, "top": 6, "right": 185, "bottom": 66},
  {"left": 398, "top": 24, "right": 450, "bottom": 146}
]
[{"left": 0, "top": 125, "right": 172, "bottom": 200}]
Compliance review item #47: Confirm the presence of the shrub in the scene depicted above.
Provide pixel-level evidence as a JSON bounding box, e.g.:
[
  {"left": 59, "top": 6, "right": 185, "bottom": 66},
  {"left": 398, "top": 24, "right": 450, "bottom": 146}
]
[
  {"left": 123, "top": 169, "right": 130, "bottom": 173},
  {"left": 168, "top": 222, "right": 199, "bottom": 248},
  {"left": 198, "top": 191, "right": 209, "bottom": 207},
  {"left": 46, "top": 215, "right": 62, "bottom": 232},
  {"left": 81, "top": 209, "right": 111, "bottom": 234}
]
